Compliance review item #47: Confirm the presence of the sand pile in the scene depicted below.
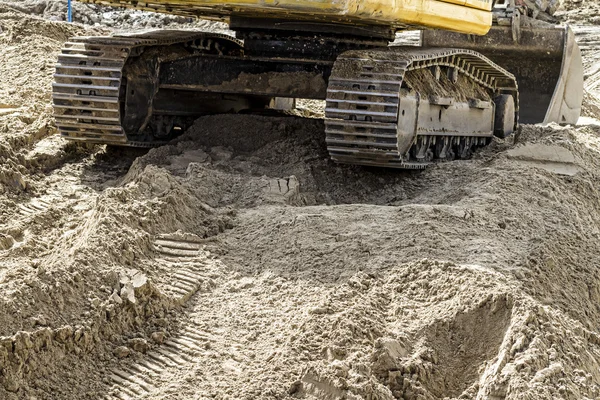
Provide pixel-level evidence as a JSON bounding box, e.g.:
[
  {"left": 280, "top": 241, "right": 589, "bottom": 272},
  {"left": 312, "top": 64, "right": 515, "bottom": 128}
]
[
  {"left": 1, "top": 3, "right": 600, "bottom": 400},
  {"left": 78, "top": 116, "right": 600, "bottom": 400},
  {"left": 4, "top": 111, "right": 600, "bottom": 399},
  {"left": 0, "top": 4, "right": 90, "bottom": 210}
]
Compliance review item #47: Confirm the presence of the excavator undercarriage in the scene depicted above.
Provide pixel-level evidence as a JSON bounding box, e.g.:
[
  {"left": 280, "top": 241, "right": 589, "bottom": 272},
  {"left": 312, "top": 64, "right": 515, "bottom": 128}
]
[{"left": 52, "top": 3, "right": 583, "bottom": 169}]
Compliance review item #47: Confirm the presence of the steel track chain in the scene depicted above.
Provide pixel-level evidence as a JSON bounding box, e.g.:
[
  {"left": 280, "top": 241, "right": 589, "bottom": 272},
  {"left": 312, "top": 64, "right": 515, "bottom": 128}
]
[
  {"left": 52, "top": 31, "right": 243, "bottom": 147},
  {"left": 324, "top": 47, "right": 518, "bottom": 169}
]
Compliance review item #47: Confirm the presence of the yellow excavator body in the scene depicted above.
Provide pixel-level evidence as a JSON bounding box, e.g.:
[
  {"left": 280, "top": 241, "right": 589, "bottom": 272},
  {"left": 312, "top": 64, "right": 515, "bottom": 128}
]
[{"left": 85, "top": 0, "right": 493, "bottom": 34}]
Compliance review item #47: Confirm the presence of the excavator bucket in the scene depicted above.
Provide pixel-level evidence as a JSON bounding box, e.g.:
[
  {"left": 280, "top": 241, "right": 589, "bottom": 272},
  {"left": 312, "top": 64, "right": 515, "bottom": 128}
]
[{"left": 422, "top": 24, "right": 583, "bottom": 124}]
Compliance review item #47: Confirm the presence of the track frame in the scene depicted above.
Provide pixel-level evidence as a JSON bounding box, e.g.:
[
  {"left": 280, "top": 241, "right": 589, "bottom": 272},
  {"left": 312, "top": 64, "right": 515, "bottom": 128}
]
[{"left": 325, "top": 48, "right": 518, "bottom": 168}]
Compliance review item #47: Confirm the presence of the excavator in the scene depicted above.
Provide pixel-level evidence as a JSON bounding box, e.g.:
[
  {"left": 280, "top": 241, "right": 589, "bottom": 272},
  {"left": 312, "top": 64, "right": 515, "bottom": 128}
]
[{"left": 52, "top": 0, "right": 583, "bottom": 168}]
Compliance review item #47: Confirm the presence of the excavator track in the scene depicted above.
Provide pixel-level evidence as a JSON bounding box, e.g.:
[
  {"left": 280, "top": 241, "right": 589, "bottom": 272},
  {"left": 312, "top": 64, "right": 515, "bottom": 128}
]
[
  {"left": 53, "top": 31, "right": 243, "bottom": 147},
  {"left": 54, "top": 31, "right": 519, "bottom": 170},
  {"left": 325, "top": 48, "right": 519, "bottom": 168}
]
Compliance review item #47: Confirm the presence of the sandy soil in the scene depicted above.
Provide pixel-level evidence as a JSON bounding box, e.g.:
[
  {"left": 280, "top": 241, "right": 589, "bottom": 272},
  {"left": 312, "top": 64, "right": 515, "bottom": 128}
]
[
  {"left": 0, "top": 0, "right": 208, "bottom": 30},
  {"left": 2, "top": 3, "right": 600, "bottom": 400}
]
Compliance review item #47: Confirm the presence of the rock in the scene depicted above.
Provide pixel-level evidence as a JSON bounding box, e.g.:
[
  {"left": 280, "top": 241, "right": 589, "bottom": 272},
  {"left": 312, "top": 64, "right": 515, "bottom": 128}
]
[
  {"left": 113, "top": 346, "right": 131, "bottom": 359},
  {"left": 308, "top": 306, "right": 331, "bottom": 315},
  {"left": 131, "top": 272, "right": 147, "bottom": 289},
  {"left": 11, "top": 173, "right": 27, "bottom": 190},
  {"left": 119, "top": 274, "right": 130, "bottom": 286},
  {"left": 0, "top": 233, "right": 15, "bottom": 250},
  {"left": 110, "top": 291, "right": 123, "bottom": 305},
  {"left": 151, "top": 331, "right": 165, "bottom": 344},
  {"left": 128, "top": 338, "right": 149, "bottom": 353},
  {"left": 120, "top": 282, "right": 136, "bottom": 304}
]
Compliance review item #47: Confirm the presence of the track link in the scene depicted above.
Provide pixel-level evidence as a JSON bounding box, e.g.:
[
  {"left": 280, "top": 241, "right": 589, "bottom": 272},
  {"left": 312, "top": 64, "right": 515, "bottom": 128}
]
[
  {"left": 325, "top": 48, "right": 518, "bottom": 168},
  {"left": 53, "top": 31, "right": 243, "bottom": 147}
]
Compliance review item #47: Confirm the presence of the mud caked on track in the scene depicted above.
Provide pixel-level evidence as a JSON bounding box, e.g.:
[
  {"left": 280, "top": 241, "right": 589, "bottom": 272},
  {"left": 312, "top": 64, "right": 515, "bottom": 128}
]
[{"left": 3, "top": 2, "right": 600, "bottom": 399}]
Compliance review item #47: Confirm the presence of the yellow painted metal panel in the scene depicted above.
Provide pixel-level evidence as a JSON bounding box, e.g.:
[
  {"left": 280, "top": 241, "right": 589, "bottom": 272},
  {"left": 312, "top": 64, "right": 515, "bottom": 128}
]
[
  {"left": 465, "top": 0, "right": 494, "bottom": 10},
  {"left": 80, "top": 0, "right": 493, "bottom": 35},
  {"left": 437, "top": 0, "right": 493, "bottom": 11}
]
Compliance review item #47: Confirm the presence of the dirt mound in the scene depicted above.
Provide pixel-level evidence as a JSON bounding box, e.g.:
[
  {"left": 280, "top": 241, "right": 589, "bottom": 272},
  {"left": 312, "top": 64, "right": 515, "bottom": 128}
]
[
  {"left": 90, "top": 115, "right": 600, "bottom": 400},
  {"left": 3, "top": 111, "right": 599, "bottom": 399},
  {"left": 142, "top": 114, "right": 420, "bottom": 206},
  {"left": 0, "top": 4, "right": 87, "bottom": 105},
  {"left": 0, "top": 5, "right": 90, "bottom": 199}
]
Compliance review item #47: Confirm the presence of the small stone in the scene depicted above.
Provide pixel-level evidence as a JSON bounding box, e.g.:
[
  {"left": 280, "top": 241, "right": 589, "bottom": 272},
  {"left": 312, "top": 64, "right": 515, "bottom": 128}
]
[
  {"left": 151, "top": 331, "right": 165, "bottom": 344},
  {"left": 119, "top": 274, "right": 130, "bottom": 286},
  {"left": 113, "top": 346, "right": 131, "bottom": 358},
  {"left": 0, "top": 234, "right": 15, "bottom": 250},
  {"left": 107, "top": 271, "right": 120, "bottom": 292},
  {"left": 11, "top": 173, "right": 27, "bottom": 190},
  {"left": 110, "top": 291, "right": 123, "bottom": 305},
  {"left": 131, "top": 273, "right": 147, "bottom": 289},
  {"left": 128, "top": 338, "right": 149, "bottom": 353},
  {"left": 120, "top": 282, "right": 136, "bottom": 304},
  {"left": 33, "top": 315, "right": 48, "bottom": 327},
  {"left": 308, "top": 306, "right": 329, "bottom": 315}
]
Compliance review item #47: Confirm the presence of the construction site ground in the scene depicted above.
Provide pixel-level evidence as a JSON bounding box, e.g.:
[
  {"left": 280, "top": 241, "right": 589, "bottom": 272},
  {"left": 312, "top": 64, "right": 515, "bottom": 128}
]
[{"left": 2, "top": 0, "right": 600, "bottom": 399}]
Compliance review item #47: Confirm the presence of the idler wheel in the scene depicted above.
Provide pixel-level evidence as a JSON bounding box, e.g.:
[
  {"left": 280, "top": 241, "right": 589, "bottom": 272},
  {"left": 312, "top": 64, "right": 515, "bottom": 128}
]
[{"left": 493, "top": 94, "right": 515, "bottom": 138}]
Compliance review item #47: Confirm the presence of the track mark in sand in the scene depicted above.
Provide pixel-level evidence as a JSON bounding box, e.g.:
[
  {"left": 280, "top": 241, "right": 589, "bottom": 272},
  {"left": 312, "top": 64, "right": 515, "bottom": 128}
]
[
  {"left": 106, "top": 233, "right": 221, "bottom": 399},
  {"left": 17, "top": 197, "right": 52, "bottom": 216},
  {"left": 574, "top": 27, "right": 600, "bottom": 93},
  {"left": 585, "top": 63, "right": 600, "bottom": 93},
  {"left": 152, "top": 233, "right": 215, "bottom": 303},
  {"left": 105, "top": 325, "right": 218, "bottom": 400}
]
